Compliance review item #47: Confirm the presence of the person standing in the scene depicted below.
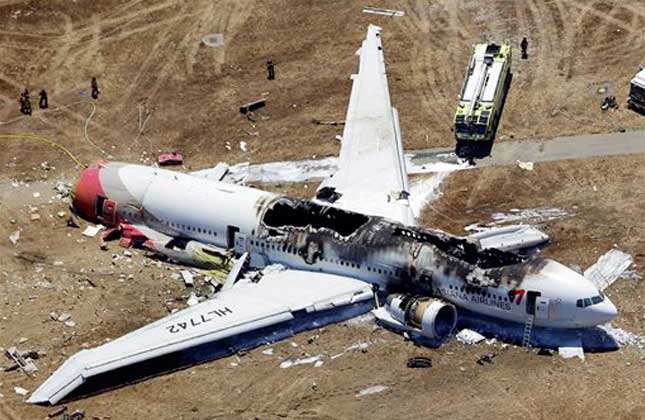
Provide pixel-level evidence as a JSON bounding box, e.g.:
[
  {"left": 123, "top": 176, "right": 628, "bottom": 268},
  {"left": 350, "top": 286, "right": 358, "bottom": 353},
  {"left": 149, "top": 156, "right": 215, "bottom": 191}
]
[
  {"left": 520, "top": 37, "right": 528, "bottom": 59},
  {"left": 39, "top": 89, "right": 48, "bottom": 109},
  {"left": 266, "top": 60, "right": 275, "bottom": 80},
  {"left": 20, "top": 88, "right": 32, "bottom": 116},
  {"left": 91, "top": 77, "right": 100, "bottom": 99}
]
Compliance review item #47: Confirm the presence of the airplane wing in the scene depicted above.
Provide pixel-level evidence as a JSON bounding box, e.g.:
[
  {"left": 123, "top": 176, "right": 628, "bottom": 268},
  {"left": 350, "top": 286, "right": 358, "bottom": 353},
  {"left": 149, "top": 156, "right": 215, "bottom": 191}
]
[
  {"left": 315, "top": 25, "right": 415, "bottom": 225},
  {"left": 29, "top": 267, "right": 374, "bottom": 404}
]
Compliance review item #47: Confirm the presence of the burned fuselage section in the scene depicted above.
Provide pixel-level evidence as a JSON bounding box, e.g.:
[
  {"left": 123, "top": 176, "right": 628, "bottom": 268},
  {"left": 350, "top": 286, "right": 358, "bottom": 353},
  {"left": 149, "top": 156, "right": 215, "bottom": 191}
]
[{"left": 251, "top": 196, "right": 533, "bottom": 298}]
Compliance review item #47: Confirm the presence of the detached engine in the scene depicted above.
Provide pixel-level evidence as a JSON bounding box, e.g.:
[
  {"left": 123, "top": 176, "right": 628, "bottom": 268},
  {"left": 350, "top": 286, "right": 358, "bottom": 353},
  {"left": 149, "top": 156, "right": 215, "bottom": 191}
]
[{"left": 385, "top": 294, "right": 457, "bottom": 340}]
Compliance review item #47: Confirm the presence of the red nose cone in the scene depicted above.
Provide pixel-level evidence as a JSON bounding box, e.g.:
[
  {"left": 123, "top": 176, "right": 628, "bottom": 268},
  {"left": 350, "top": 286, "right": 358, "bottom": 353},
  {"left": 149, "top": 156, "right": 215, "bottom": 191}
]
[{"left": 73, "top": 167, "right": 105, "bottom": 222}]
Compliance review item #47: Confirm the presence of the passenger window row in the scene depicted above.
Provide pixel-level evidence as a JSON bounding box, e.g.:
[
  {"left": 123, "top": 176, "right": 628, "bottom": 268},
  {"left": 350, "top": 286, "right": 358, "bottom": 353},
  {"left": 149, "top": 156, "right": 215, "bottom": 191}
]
[
  {"left": 449, "top": 284, "right": 510, "bottom": 302},
  {"left": 249, "top": 239, "right": 401, "bottom": 277}
]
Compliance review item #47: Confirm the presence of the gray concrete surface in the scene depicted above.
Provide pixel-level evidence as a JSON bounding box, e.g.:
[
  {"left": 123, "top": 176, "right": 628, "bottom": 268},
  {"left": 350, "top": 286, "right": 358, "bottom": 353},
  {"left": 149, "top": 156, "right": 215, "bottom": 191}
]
[{"left": 410, "top": 129, "right": 645, "bottom": 168}]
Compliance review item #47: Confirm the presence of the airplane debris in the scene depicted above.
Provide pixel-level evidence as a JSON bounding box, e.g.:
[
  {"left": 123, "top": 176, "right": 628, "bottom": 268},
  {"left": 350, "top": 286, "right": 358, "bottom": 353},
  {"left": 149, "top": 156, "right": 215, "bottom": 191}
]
[
  {"left": 356, "top": 385, "right": 389, "bottom": 397},
  {"left": 476, "top": 353, "right": 496, "bottom": 365},
  {"left": 67, "top": 215, "right": 80, "bottom": 228},
  {"left": 456, "top": 329, "right": 486, "bottom": 345},
  {"left": 558, "top": 346, "right": 585, "bottom": 360},
  {"left": 9, "top": 230, "right": 20, "bottom": 245},
  {"left": 54, "top": 181, "right": 72, "bottom": 198},
  {"left": 186, "top": 292, "right": 199, "bottom": 307},
  {"left": 180, "top": 270, "right": 194, "bottom": 286},
  {"left": 47, "top": 406, "right": 67, "bottom": 418},
  {"left": 30, "top": 213, "right": 41, "bottom": 221},
  {"left": 261, "top": 348, "right": 274, "bottom": 356},
  {"left": 490, "top": 207, "right": 570, "bottom": 225},
  {"left": 240, "top": 141, "right": 248, "bottom": 152},
  {"left": 202, "top": 33, "right": 224, "bottom": 48},
  {"left": 599, "top": 324, "right": 645, "bottom": 349},
  {"left": 584, "top": 249, "right": 632, "bottom": 291},
  {"left": 82, "top": 225, "right": 104, "bottom": 238},
  {"left": 158, "top": 152, "right": 183, "bottom": 166},
  {"left": 516, "top": 160, "right": 534, "bottom": 171},
  {"left": 279, "top": 355, "right": 323, "bottom": 369},
  {"left": 406, "top": 356, "right": 432, "bottom": 368},
  {"left": 239, "top": 98, "right": 266, "bottom": 115},
  {"left": 3, "top": 347, "right": 39, "bottom": 375},
  {"left": 362, "top": 6, "right": 405, "bottom": 17},
  {"left": 466, "top": 225, "right": 550, "bottom": 253},
  {"left": 311, "top": 118, "right": 345, "bottom": 126},
  {"left": 14, "top": 386, "right": 29, "bottom": 396}
]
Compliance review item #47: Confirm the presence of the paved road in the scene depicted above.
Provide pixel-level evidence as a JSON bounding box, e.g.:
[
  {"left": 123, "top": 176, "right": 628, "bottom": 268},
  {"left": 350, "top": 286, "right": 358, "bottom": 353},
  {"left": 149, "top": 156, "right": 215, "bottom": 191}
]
[{"left": 410, "top": 130, "right": 645, "bottom": 169}]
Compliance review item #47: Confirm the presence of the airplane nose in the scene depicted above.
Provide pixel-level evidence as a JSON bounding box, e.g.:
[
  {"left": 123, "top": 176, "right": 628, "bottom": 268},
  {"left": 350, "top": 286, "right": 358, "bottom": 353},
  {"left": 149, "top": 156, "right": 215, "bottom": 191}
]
[
  {"left": 73, "top": 166, "right": 105, "bottom": 222},
  {"left": 590, "top": 298, "right": 618, "bottom": 325}
]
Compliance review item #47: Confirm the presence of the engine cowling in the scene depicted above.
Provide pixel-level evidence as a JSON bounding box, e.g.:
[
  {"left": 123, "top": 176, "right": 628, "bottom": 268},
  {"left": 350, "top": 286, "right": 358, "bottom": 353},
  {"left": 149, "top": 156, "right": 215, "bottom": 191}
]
[{"left": 386, "top": 294, "right": 457, "bottom": 340}]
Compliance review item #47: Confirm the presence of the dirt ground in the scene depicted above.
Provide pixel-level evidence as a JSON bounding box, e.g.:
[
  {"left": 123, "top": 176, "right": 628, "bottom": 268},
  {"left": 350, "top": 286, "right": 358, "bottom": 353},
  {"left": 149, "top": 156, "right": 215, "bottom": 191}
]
[{"left": 1, "top": 1, "right": 645, "bottom": 419}]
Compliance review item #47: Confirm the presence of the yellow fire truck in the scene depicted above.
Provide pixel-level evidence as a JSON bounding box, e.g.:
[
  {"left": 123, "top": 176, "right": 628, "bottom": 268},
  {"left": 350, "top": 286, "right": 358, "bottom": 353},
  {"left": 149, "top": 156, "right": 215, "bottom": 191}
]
[{"left": 454, "top": 43, "right": 512, "bottom": 159}]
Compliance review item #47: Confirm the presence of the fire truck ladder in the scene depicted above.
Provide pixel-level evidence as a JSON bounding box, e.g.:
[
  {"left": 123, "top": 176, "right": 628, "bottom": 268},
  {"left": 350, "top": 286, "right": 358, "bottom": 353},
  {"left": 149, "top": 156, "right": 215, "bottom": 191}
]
[{"left": 522, "top": 314, "right": 534, "bottom": 350}]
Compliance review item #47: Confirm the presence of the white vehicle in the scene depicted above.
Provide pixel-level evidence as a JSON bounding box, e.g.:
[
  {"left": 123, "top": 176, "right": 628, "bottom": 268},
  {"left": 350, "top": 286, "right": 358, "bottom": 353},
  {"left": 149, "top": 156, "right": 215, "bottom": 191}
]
[
  {"left": 30, "top": 25, "right": 617, "bottom": 405},
  {"left": 628, "top": 68, "right": 645, "bottom": 113}
]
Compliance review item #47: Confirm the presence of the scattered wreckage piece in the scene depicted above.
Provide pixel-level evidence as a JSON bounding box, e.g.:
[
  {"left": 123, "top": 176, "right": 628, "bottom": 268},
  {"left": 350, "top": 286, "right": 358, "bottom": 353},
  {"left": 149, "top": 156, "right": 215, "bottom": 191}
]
[
  {"left": 584, "top": 249, "right": 633, "bottom": 291},
  {"left": 311, "top": 118, "right": 345, "bottom": 126},
  {"left": 362, "top": 6, "right": 405, "bottom": 17},
  {"left": 158, "top": 152, "right": 184, "bottom": 166},
  {"left": 456, "top": 329, "right": 486, "bottom": 345},
  {"left": 476, "top": 353, "right": 496, "bottom": 365},
  {"left": 239, "top": 99, "right": 266, "bottom": 115},
  {"left": 406, "top": 356, "right": 432, "bottom": 368},
  {"left": 28, "top": 268, "right": 374, "bottom": 404},
  {"left": 3, "top": 347, "right": 40, "bottom": 375},
  {"left": 466, "top": 224, "right": 550, "bottom": 254}
]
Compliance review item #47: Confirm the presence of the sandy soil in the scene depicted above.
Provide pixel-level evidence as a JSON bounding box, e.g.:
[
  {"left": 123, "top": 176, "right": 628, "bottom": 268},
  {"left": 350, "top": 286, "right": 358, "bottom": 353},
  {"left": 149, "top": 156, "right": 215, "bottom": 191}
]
[{"left": 1, "top": 1, "right": 645, "bottom": 419}]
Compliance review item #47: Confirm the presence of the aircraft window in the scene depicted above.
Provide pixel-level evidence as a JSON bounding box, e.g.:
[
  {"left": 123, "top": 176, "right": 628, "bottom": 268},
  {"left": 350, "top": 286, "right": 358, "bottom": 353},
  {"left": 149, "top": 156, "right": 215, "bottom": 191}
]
[
  {"left": 584, "top": 298, "right": 592, "bottom": 307},
  {"left": 591, "top": 296, "right": 602, "bottom": 305},
  {"left": 378, "top": 269, "right": 382, "bottom": 274}
]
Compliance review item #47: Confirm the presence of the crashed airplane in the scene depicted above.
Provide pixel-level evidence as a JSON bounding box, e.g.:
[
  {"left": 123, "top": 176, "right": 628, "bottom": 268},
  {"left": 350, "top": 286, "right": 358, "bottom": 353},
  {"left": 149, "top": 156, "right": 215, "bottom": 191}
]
[{"left": 30, "top": 25, "right": 617, "bottom": 405}]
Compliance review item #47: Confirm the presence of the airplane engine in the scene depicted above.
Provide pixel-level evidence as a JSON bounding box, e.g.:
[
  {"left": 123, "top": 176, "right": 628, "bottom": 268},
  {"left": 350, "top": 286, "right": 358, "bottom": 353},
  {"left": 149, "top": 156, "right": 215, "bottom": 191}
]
[{"left": 386, "top": 294, "right": 457, "bottom": 340}]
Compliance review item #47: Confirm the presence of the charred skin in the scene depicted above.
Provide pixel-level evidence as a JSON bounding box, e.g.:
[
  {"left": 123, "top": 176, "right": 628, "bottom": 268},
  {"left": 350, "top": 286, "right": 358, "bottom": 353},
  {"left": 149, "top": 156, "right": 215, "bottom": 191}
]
[{"left": 253, "top": 195, "right": 534, "bottom": 297}]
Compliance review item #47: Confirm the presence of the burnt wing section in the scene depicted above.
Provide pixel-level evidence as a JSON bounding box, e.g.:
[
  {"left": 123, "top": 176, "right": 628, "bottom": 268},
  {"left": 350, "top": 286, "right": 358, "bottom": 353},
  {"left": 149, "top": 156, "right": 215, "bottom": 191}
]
[{"left": 262, "top": 198, "right": 369, "bottom": 237}]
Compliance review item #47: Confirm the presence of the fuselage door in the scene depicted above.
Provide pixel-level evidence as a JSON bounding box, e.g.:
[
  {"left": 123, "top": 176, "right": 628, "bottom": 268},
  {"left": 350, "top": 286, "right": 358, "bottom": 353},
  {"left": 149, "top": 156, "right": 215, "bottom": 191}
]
[{"left": 535, "top": 296, "right": 550, "bottom": 320}]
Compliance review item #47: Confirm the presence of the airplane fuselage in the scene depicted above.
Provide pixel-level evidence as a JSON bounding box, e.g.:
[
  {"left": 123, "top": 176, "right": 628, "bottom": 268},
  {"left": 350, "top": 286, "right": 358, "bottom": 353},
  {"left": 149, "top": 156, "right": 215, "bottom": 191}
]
[{"left": 74, "top": 162, "right": 617, "bottom": 330}]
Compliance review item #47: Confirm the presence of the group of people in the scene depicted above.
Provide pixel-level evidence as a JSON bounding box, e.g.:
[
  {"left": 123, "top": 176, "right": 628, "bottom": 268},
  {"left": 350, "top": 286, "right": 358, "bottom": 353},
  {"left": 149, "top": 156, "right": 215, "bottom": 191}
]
[{"left": 19, "top": 77, "right": 100, "bottom": 116}]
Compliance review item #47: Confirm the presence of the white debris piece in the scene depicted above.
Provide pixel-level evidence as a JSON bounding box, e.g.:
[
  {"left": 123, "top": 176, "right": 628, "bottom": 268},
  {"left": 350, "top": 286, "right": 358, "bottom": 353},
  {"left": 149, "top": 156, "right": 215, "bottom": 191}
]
[
  {"left": 186, "top": 293, "right": 200, "bottom": 307},
  {"left": 599, "top": 324, "right": 645, "bottom": 348},
  {"left": 517, "top": 160, "right": 534, "bottom": 171},
  {"left": 558, "top": 346, "right": 585, "bottom": 361},
  {"left": 314, "top": 360, "right": 324, "bottom": 368},
  {"left": 362, "top": 6, "right": 404, "bottom": 17},
  {"left": 57, "top": 313, "right": 72, "bottom": 322},
  {"left": 202, "top": 33, "right": 224, "bottom": 48},
  {"left": 456, "top": 329, "right": 486, "bottom": 345},
  {"left": 9, "top": 230, "right": 20, "bottom": 245},
  {"left": 356, "top": 385, "right": 389, "bottom": 397},
  {"left": 180, "top": 270, "right": 194, "bottom": 286},
  {"left": 279, "top": 355, "right": 322, "bottom": 369},
  {"left": 261, "top": 348, "right": 274, "bottom": 356},
  {"left": 14, "top": 387, "right": 29, "bottom": 396},
  {"left": 490, "top": 207, "right": 570, "bottom": 225},
  {"left": 32, "top": 192, "right": 40, "bottom": 198},
  {"left": 467, "top": 225, "right": 550, "bottom": 252},
  {"left": 239, "top": 141, "right": 247, "bottom": 152},
  {"left": 82, "top": 225, "right": 105, "bottom": 237},
  {"left": 584, "top": 249, "right": 633, "bottom": 290}
]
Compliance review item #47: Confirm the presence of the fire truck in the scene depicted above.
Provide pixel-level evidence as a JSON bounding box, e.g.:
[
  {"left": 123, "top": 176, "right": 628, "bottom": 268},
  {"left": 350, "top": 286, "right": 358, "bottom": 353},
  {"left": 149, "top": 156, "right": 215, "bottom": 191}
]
[{"left": 454, "top": 43, "right": 512, "bottom": 159}]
